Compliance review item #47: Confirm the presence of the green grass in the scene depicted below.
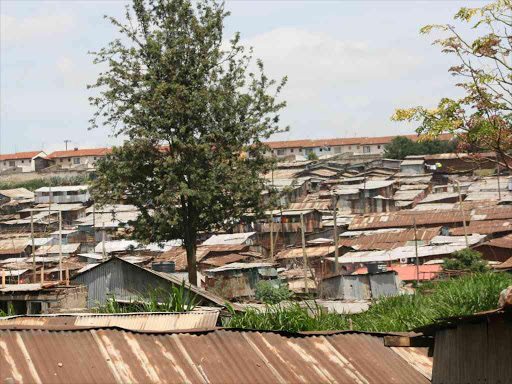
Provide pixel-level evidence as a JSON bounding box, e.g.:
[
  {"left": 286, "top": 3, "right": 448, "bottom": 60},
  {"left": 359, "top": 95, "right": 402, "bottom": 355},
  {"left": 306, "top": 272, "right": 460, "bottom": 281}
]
[
  {"left": 93, "top": 282, "right": 199, "bottom": 313},
  {"left": 226, "top": 272, "right": 512, "bottom": 332}
]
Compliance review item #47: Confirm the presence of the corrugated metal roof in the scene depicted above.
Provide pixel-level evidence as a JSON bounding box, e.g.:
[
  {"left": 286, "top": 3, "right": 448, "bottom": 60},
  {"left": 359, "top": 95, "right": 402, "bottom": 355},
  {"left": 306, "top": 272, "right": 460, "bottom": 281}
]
[
  {"left": 199, "top": 254, "right": 250, "bottom": 267},
  {"left": 0, "top": 312, "right": 220, "bottom": 331},
  {"left": 401, "top": 159, "right": 425, "bottom": 165},
  {"left": 450, "top": 219, "right": 512, "bottom": 235},
  {"left": 475, "top": 233, "right": 512, "bottom": 250},
  {"left": 0, "top": 238, "right": 31, "bottom": 255},
  {"left": 0, "top": 188, "right": 34, "bottom": 200},
  {"left": 288, "top": 201, "right": 332, "bottom": 210},
  {"left": 276, "top": 245, "right": 341, "bottom": 259},
  {"left": 418, "top": 192, "right": 460, "bottom": 204},
  {"left": 205, "top": 262, "right": 276, "bottom": 273},
  {"left": 35, "top": 185, "right": 89, "bottom": 193},
  {"left": 202, "top": 232, "right": 256, "bottom": 246},
  {"left": 0, "top": 327, "right": 430, "bottom": 384},
  {"left": 35, "top": 243, "right": 81, "bottom": 255},
  {"left": 339, "top": 227, "right": 441, "bottom": 250},
  {"left": 394, "top": 190, "right": 424, "bottom": 201},
  {"left": 349, "top": 206, "right": 512, "bottom": 230}
]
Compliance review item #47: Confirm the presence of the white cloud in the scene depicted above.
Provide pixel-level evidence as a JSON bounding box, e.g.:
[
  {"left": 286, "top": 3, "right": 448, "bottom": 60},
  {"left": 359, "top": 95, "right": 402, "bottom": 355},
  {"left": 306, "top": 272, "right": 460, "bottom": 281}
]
[{"left": 0, "top": 12, "right": 74, "bottom": 45}]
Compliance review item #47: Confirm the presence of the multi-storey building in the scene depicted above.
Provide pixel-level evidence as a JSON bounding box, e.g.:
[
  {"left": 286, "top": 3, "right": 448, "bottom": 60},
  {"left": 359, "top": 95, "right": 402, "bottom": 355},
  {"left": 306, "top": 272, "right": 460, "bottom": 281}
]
[
  {"left": 46, "top": 148, "right": 111, "bottom": 169},
  {"left": 264, "top": 134, "right": 454, "bottom": 158}
]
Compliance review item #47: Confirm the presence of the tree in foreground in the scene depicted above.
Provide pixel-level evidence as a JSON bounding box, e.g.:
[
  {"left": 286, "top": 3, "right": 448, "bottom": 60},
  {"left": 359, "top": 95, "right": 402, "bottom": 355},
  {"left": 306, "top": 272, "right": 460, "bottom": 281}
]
[
  {"left": 88, "top": 0, "right": 287, "bottom": 285},
  {"left": 392, "top": 0, "right": 512, "bottom": 171},
  {"left": 443, "top": 249, "right": 488, "bottom": 273}
]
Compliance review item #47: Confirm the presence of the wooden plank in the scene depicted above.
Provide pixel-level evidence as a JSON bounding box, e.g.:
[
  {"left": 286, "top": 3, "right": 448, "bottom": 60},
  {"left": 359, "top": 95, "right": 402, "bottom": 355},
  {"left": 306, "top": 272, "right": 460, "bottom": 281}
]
[{"left": 384, "top": 336, "right": 433, "bottom": 348}]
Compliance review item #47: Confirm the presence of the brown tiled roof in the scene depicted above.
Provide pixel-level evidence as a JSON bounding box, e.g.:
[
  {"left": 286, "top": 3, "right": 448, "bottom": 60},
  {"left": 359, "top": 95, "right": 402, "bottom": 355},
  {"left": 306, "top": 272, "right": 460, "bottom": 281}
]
[
  {"left": 47, "top": 148, "right": 111, "bottom": 159},
  {"left": 0, "top": 151, "right": 44, "bottom": 161},
  {"left": 265, "top": 134, "right": 454, "bottom": 149}
]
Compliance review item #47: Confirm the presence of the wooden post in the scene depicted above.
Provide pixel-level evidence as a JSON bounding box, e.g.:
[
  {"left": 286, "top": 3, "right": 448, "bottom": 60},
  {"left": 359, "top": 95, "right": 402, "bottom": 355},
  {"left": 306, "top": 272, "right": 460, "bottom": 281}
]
[
  {"left": 497, "top": 161, "right": 502, "bottom": 201},
  {"left": 65, "top": 265, "right": 70, "bottom": 287},
  {"left": 456, "top": 181, "right": 469, "bottom": 248},
  {"left": 102, "top": 222, "right": 106, "bottom": 261},
  {"left": 333, "top": 194, "right": 339, "bottom": 275},
  {"left": 92, "top": 204, "right": 96, "bottom": 248},
  {"left": 300, "top": 213, "right": 308, "bottom": 294},
  {"left": 269, "top": 212, "right": 274, "bottom": 262},
  {"left": 59, "top": 210, "right": 63, "bottom": 281},
  {"left": 1, "top": 269, "right": 5, "bottom": 288},
  {"left": 31, "top": 210, "right": 36, "bottom": 282},
  {"left": 413, "top": 217, "right": 420, "bottom": 287},
  {"left": 40, "top": 265, "right": 44, "bottom": 284}
]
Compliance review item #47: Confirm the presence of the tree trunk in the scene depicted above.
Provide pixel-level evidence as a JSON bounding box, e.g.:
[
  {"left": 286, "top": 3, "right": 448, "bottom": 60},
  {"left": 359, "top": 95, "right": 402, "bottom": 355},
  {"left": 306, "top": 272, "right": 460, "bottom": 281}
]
[{"left": 184, "top": 229, "right": 198, "bottom": 286}]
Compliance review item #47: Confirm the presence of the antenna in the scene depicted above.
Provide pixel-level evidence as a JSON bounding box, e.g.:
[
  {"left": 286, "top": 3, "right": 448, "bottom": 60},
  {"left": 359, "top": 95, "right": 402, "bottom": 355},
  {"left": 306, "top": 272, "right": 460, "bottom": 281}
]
[{"left": 64, "top": 140, "right": 72, "bottom": 150}]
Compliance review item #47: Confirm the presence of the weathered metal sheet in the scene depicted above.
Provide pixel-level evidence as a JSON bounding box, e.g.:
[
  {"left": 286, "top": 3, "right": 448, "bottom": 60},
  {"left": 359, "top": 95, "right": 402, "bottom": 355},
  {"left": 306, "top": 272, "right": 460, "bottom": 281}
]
[
  {"left": 0, "top": 238, "right": 31, "bottom": 255},
  {"left": 369, "top": 272, "right": 399, "bottom": 298},
  {"left": 0, "top": 327, "right": 431, "bottom": 384}
]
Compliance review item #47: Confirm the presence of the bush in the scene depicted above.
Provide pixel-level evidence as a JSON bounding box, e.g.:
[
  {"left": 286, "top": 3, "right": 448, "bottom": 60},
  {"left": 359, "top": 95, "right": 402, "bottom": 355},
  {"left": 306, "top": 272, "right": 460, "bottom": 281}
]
[
  {"left": 307, "top": 152, "right": 318, "bottom": 160},
  {"left": 443, "top": 248, "right": 488, "bottom": 272},
  {"left": 255, "top": 281, "right": 292, "bottom": 304}
]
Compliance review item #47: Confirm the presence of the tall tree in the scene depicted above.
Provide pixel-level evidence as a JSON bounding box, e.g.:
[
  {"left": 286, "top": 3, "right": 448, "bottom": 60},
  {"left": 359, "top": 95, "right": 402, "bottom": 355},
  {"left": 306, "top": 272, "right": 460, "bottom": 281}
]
[
  {"left": 392, "top": 0, "right": 512, "bottom": 171},
  {"left": 383, "top": 136, "right": 458, "bottom": 160},
  {"left": 88, "top": 0, "right": 287, "bottom": 285}
]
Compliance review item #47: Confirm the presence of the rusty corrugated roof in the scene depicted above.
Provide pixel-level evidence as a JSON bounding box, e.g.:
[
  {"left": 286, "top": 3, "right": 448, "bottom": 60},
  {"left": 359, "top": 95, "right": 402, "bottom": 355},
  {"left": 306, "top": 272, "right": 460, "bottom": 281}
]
[
  {"left": 0, "top": 238, "right": 31, "bottom": 255},
  {"left": 339, "top": 227, "right": 441, "bottom": 250},
  {"left": 349, "top": 206, "right": 512, "bottom": 230},
  {"left": 450, "top": 219, "right": 512, "bottom": 235},
  {"left": 276, "top": 245, "right": 342, "bottom": 259},
  {"left": 288, "top": 201, "right": 332, "bottom": 210},
  {"left": 475, "top": 233, "right": 512, "bottom": 250},
  {"left": 0, "top": 327, "right": 431, "bottom": 384},
  {"left": 0, "top": 312, "right": 220, "bottom": 331}
]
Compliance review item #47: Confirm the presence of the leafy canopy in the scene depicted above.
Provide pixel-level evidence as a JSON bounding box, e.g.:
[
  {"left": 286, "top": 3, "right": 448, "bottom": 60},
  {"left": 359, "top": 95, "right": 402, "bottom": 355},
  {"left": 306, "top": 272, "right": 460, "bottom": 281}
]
[
  {"left": 392, "top": 0, "right": 512, "bottom": 171},
  {"left": 383, "top": 136, "right": 457, "bottom": 160},
  {"left": 443, "top": 248, "right": 488, "bottom": 272},
  {"left": 87, "top": 0, "right": 288, "bottom": 284}
]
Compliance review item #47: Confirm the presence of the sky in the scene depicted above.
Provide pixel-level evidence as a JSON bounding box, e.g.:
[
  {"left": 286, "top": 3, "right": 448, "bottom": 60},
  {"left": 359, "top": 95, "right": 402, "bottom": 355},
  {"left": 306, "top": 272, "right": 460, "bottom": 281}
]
[{"left": 0, "top": 0, "right": 490, "bottom": 154}]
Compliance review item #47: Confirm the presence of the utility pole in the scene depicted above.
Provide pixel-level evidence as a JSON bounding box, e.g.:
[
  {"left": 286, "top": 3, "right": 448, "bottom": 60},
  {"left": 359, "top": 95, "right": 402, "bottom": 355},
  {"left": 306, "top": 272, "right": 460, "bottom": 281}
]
[
  {"left": 413, "top": 218, "right": 419, "bottom": 288},
  {"left": 92, "top": 204, "right": 96, "bottom": 248},
  {"left": 456, "top": 181, "right": 469, "bottom": 248},
  {"left": 497, "top": 161, "right": 502, "bottom": 201},
  {"left": 102, "top": 222, "right": 106, "bottom": 261},
  {"left": 333, "top": 194, "right": 339, "bottom": 275},
  {"left": 64, "top": 140, "right": 71, "bottom": 151},
  {"left": 31, "top": 210, "right": 35, "bottom": 282},
  {"left": 269, "top": 212, "right": 274, "bottom": 262},
  {"left": 59, "top": 210, "right": 63, "bottom": 282},
  {"left": 300, "top": 213, "right": 308, "bottom": 294}
]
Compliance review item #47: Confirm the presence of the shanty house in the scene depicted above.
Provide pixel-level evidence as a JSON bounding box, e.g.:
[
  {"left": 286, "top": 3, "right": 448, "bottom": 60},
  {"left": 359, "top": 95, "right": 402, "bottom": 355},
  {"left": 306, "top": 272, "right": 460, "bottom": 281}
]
[
  {"left": 320, "top": 271, "right": 399, "bottom": 300},
  {"left": 400, "top": 158, "right": 425, "bottom": 174},
  {"left": 335, "top": 180, "right": 397, "bottom": 214},
  {"left": 204, "top": 262, "right": 279, "bottom": 299},
  {"left": 0, "top": 238, "right": 31, "bottom": 261},
  {"left": 35, "top": 186, "right": 90, "bottom": 204},
  {"left": 71, "top": 257, "right": 230, "bottom": 309}
]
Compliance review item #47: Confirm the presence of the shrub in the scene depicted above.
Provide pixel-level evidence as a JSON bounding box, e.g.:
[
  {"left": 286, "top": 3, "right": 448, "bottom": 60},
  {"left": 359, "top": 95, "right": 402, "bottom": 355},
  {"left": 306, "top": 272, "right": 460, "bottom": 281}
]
[
  {"left": 443, "top": 248, "right": 488, "bottom": 272},
  {"left": 307, "top": 152, "right": 318, "bottom": 160},
  {"left": 255, "top": 281, "right": 292, "bottom": 304}
]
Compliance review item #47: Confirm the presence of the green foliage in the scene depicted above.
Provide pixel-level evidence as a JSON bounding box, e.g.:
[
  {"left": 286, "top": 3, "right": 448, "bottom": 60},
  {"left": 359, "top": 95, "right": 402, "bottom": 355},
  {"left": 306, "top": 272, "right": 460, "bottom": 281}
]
[
  {"left": 227, "top": 272, "right": 512, "bottom": 332},
  {"left": 307, "top": 152, "right": 318, "bottom": 160},
  {"left": 443, "top": 248, "right": 488, "bottom": 272},
  {"left": 0, "top": 175, "right": 90, "bottom": 192},
  {"left": 88, "top": 0, "right": 287, "bottom": 285},
  {"left": 0, "top": 304, "right": 15, "bottom": 317},
  {"left": 94, "top": 282, "right": 199, "bottom": 313},
  {"left": 392, "top": 1, "right": 512, "bottom": 172},
  {"left": 255, "top": 281, "right": 292, "bottom": 304},
  {"left": 383, "top": 136, "right": 457, "bottom": 160}
]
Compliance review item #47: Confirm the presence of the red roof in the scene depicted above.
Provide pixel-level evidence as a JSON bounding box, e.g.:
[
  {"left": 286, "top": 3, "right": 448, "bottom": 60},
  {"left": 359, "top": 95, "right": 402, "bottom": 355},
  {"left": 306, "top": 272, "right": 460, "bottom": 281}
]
[
  {"left": 0, "top": 151, "right": 44, "bottom": 161},
  {"left": 47, "top": 148, "right": 111, "bottom": 159},
  {"left": 265, "top": 134, "right": 454, "bottom": 149},
  {"left": 355, "top": 264, "right": 442, "bottom": 281}
]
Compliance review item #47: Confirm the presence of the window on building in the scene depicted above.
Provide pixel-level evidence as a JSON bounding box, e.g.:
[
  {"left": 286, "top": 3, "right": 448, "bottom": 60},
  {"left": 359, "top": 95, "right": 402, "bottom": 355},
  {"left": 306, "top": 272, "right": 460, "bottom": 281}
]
[
  {"left": 68, "top": 158, "right": 71, "bottom": 162},
  {"left": 53, "top": 191, "right": 64, "bottom": 196},
  {"left": 3, "top": 162, "right": 5, "bottom": 165},
  {"left": 73, "top": 158, "right": 80, "bottom": 165},
  {"left": 357, "top": 146, "right": 360, "bottom": 149},
  {"left": 348, "top": 146, "right": 351, "bottom": 150},
  {"left": 9, "top": 161, "right": 15, "bottom": 167},
  {"left": 60, "top": 159, "right": 63, "bottom": 163},
  {"left": 378, "top": 145, "right": 381, "bottom": 149},
  {"left": 335, "top": 147, "right": 342, "bottom": 154},
  {"left": 94, "top": 157, "right": 97, "bottom": 160},
  {"left": 363, "top": 146, "right": 371, "bottom": 153},
  {"left": 21, "top": 160, "right": 24, "bottom": 164},
  {"left": 319, "top": 148, "right": 323, "bottom": 152},
  {"left": 299, "top": 148, "right": 303, "bottom": 152},
  {"left": 290, "top": 149, "right": 294, "bottom": 153},
  {"left": 277, "top": 149, "right": 285, "bottom": 156}
]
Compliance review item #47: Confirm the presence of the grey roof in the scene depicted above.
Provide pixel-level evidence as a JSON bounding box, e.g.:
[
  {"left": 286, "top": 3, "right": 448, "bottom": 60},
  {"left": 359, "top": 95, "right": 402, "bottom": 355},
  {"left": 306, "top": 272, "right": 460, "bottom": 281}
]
[
  {"left": 205, "top": 262, "right": 276, "bottom": 273},
  {"left": 401, "top": 159, "right": 425, "bottom": 165},
  {"left": 36, "top": 185, "right": 89, "bottom": 193},
  {"left": 202, "top": 232, "right": 256, "bottom": 246}
]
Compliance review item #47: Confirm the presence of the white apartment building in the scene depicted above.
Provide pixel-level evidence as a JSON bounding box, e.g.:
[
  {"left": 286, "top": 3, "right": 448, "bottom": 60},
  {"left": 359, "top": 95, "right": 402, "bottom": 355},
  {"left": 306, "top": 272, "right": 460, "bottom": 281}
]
[
  {"left": 264, "top": 134, "right": 454, "bottom": 158},
  {"left": 0, "top": 151, "right": 47, "bottom": 172},
  {"left": 47, "top": 148, "right": 111, "bottom": 169}
]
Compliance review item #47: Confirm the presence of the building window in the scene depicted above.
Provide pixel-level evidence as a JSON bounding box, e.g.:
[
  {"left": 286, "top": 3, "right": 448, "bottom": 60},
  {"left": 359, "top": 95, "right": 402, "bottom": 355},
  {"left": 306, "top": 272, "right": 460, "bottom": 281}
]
[
  {"left": 348, "top": 146, "right": 351, "bottom": 150},
  {"left": 73, "top": 158, "right": 80, "bottom": 165},
  {"left": 299, "top": 148, "right": 303, "bottom": 152},
  {"left": 3, "top": 162, "right": 5, "bottom": 165},
  {"left": 94, "top": 157, "right": 97, "bottom": 160},
  {"left": 277, "top": 149, "right": 285, "bottom": 156},
  {"left": 319, "top": 148, "right": 323, "bottom": 152},
  {"left": 357, "top": 146, "right": 360, "bottom": 149},
  {"left": 21, "top": 160, "right": 24, "bottom": 164},
  {"left": 363, "top": 146, "right": 371, "bottom": 153},
  {"left": 60, "top": 159, "right": 63, "bottom": 163},
  {"left": 290, "top": 149, "right": 294, "bottom": 153},
  {"left": 378, "top": 145, "right": 381, "bottom": 149},
  {"left": 327, "top": 147, "right": 331, "bottom": 151},
  {"left": 9, "top": 161, "right": 15, "bottom": 167},
  {"left": 68, "top": 158, "right": 71, "bottom": 162}
]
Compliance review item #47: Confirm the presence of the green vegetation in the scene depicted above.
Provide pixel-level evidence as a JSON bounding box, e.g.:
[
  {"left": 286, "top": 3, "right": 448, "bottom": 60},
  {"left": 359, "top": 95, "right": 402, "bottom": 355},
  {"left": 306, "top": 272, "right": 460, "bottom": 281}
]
[
  {"left": 307, "top": 152, "right": 319, "bottom": 160},
  {"left": 226, "top": 272, "right": 512, "bottom": 332},
  {"left": 443, "top": 248, "right": 488, "bottom": 272},
  {"left": 94, "top": 282, "right": 199, "bottom": 313},
  {"left": 383, "top": 136, "right": 457, "bottom": 160},
  {"left": 255, "top": 281, "right": 292, "bottom": 304},
  {"left": 0, "top": 175, "right": 90, "bottom": 192},
  {"left": 0, "top": 304, "right": 15, "bottom": 317}
]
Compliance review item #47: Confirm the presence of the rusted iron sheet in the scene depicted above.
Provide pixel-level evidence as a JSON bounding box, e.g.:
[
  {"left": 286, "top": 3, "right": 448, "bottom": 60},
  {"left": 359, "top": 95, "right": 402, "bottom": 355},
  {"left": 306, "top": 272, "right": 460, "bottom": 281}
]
[
  {"left": 450, "top": 220, "right": 512, "bottom": 235},
  {"left": 349, "top": 206, "right": 512, "bottom": 230},
  {"left": 288, "top": 201, "right": 332, "bottom": 210},
  {"left": 339, "top": 227, "right": 441, "bottom": 249},
  {"left": 390, "top": 346, "right": 433, "bottom": 381},
  {"left": 0, "top": 312, "right": 220, "bottom": 331},
  {"left": 0, "top": 327, "right": 430, "bottom": 384},
  {"left": 199, "top": 254, "right": 249, "bottom": 267},
  {"left": 0, "top": 238, "right": 31, "bottom": 255},
  {"left": 478, "top": 233, "right": 512, "bottom": 249},
  {"left": 276, "top": 245, "right": 342, "bottom": 259}
]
